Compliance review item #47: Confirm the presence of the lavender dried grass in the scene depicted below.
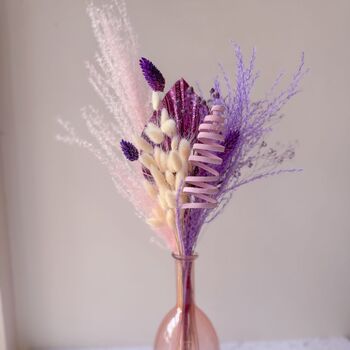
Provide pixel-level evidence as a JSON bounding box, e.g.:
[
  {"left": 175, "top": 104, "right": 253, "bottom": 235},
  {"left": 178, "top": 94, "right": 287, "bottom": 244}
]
[{"left": 181, "top": 45, "right": 308, "bottom": 254}]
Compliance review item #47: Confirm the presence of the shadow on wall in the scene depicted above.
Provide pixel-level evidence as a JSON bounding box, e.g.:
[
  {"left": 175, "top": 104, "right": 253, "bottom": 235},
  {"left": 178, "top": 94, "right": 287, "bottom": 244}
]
[{"left": 0, "top": 0, "right": 17, "bottom": 349}]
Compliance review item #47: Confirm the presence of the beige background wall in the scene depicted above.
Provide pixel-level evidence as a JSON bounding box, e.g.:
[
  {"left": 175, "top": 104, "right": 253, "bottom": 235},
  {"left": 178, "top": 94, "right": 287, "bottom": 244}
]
[{"left": 1, "top": 0, "right": 350, "bottom": 349}]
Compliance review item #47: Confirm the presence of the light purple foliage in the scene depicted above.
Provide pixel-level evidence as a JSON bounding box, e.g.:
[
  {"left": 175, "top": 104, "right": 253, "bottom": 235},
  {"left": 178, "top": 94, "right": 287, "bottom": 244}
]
[{"left": 180, "top": 45, "right": 308, "bottom": 255}]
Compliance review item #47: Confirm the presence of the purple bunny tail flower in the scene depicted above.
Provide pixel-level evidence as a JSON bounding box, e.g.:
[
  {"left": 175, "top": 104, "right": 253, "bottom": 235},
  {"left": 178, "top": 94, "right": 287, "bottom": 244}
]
[
  {"left": 120, "top": 139, "right": 139, "bottom": 161},
  {"left": 139, "top": 57, "right": 165, "bottom": 92}
]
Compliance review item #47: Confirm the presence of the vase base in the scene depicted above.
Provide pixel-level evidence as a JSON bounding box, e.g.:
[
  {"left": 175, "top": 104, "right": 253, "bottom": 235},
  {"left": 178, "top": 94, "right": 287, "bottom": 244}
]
[{"left": 154, "top": 305, "right": 219, "bottom": 350}]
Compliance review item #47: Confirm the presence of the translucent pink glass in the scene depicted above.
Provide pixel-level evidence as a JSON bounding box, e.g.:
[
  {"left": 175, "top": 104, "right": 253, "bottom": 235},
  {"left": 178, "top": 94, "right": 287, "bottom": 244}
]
[{"left": 154, "top": 253, "right": 220, "bottom": 350}]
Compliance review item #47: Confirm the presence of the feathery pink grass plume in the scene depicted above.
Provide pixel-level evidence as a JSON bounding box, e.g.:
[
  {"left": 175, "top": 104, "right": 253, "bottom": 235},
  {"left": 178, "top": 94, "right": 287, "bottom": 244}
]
[{"left": 57, "top": 0, "right": 176, "bottom": 251}]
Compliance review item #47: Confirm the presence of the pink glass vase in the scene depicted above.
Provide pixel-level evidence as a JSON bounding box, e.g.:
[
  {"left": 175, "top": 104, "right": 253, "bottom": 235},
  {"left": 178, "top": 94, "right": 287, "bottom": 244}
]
[{"left": 154, "top": 253, "right": 220, "bottom": 350}]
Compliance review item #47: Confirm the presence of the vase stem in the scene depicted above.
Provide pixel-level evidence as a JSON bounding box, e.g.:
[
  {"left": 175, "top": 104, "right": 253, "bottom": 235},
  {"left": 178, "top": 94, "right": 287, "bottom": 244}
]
[{"left": 174, "top": 254, "right": 199, "bottom": 350}]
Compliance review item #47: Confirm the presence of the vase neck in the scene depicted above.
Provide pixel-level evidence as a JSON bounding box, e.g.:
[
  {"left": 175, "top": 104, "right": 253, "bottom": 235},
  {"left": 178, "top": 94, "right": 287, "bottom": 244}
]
[{"left": 173, "top": 253, "right": 197, "bottom": 309}]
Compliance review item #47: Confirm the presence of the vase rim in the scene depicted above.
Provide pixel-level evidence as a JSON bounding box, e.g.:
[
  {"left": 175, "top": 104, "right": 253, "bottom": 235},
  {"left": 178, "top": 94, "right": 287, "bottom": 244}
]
[{"left": 172, "top": 252, "right": 198, "bottom": 261}]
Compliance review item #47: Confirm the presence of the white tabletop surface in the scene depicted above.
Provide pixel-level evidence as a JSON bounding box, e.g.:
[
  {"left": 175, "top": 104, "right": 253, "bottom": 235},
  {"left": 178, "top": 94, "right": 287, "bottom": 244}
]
[{"left": 54, "top": 337, "right": 350, "bottom": 350}]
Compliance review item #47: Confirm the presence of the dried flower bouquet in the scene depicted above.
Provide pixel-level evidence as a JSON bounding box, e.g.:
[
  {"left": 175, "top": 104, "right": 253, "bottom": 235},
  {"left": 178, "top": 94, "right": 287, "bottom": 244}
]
[{"left": 58, "top": 0, "right": 307, "bottom": 257}]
